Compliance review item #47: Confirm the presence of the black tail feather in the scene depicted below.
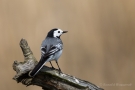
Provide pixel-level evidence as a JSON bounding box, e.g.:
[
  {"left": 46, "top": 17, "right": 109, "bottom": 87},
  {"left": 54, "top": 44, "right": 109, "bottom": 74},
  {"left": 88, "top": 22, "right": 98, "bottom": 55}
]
[{"left": 29, "top": 56, "right": 49, "bottom": 77}]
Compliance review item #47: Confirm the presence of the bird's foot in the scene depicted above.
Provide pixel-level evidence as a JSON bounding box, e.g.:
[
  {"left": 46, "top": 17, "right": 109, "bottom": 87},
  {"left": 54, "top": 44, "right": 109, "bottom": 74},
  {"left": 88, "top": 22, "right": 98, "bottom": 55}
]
[
  {"left": 58, "top": 69, "right": 63, "bottom": 74},
  {"left": 51, "top": 66, "right": 55, "bottom": 69}
]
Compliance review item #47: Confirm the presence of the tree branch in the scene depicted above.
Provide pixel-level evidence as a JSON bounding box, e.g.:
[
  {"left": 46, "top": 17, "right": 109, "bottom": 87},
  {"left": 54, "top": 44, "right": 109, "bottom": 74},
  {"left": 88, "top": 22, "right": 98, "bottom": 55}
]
[{"left": 12, "top": 39, "right": 104, "bottom": 90}]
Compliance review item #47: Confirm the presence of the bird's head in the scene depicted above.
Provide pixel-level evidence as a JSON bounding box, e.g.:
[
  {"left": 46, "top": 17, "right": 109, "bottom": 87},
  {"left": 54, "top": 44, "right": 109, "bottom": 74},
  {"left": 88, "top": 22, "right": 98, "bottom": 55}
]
[{"left": 47, "top": 28, "right": 68, "bottom": 38}]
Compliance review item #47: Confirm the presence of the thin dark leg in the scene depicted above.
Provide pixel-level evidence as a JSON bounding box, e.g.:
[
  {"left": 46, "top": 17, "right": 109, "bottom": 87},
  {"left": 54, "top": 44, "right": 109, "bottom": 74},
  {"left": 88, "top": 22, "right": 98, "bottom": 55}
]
[
  {"left": 49, "top": 61, "right": 55, "bottom": 69},
  {"left": 55, "top": 61, "right": 62, "bottom": 73}
]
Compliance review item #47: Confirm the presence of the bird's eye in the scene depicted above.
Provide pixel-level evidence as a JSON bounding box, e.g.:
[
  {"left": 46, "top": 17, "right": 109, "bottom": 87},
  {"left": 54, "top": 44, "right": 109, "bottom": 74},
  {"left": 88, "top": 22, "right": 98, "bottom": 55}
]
[{"left": 58, "top": 31, "right": 60, "bottom": 33}]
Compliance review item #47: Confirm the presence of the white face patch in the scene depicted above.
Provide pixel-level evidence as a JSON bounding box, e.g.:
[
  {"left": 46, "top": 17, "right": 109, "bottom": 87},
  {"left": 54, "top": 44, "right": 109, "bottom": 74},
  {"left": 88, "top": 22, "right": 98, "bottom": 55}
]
[{"left": 53, "top": 29, "right": 63, "bottom": 38}]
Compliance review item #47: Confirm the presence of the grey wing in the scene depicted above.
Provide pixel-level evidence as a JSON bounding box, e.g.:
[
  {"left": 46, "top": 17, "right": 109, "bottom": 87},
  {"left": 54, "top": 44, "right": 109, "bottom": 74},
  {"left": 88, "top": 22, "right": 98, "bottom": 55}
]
[
  {"left": 41, "top": 45, "right": 47, "bottom": 56},
  {"left": 45, "top": 43, "right": 63, "bottom": 57}
]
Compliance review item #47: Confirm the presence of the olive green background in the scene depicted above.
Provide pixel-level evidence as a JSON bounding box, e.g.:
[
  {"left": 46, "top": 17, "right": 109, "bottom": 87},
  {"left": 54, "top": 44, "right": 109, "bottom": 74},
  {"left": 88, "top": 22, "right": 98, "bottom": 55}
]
[{"left": 0, "top": 0, "right": 135, "bottom": 90}]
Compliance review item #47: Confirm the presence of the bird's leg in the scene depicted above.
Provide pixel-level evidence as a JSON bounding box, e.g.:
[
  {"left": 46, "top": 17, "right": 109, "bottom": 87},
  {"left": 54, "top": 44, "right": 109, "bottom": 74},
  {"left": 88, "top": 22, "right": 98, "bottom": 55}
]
[
  {"left": 55, "top": 61, "right": 62, "bottom": 74},
  {"left": 49, "top": 61, "right": 55, "bottom": 69}
]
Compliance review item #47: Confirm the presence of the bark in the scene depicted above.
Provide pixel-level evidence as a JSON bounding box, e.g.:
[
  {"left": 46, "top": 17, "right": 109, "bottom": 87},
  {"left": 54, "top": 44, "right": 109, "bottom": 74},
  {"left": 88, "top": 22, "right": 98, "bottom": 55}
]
[{"left": 12, "top": 39, "right": 104, "bottom": 90}]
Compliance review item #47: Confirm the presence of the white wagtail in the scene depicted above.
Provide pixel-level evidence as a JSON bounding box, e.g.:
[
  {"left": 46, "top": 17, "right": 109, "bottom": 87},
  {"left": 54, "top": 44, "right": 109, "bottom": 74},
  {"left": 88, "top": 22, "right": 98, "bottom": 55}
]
[{"left": 29, "top": 28, "right": 67, "bottom": 77}]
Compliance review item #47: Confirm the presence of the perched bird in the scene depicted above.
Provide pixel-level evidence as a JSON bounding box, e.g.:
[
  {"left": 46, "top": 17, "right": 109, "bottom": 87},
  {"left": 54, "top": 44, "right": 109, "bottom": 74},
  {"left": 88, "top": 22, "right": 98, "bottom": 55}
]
[{"left": 29, "top": 28, "right": 67, "bottom": 77}]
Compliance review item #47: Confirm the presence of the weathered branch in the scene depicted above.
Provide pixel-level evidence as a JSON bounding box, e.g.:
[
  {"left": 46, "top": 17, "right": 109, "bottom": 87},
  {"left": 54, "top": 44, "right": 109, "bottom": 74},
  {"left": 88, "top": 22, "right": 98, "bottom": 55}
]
[{"left": 12, "top": 39, "right": 104, "bottom": 90}]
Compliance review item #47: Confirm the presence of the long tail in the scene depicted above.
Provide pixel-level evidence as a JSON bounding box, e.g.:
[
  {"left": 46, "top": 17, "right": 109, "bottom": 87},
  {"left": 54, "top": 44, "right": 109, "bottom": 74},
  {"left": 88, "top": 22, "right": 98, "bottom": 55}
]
[
  {"left": 29, "top": 56, "right": 48, "bottom": 77},
  {"left": 29, "top": 46, "right": 57, "bottom": 77}
]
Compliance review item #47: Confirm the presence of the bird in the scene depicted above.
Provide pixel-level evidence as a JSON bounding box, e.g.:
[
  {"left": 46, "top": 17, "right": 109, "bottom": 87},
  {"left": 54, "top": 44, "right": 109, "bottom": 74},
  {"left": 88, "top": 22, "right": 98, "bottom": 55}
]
[{"left": 29, "top": 28, "right": 68, "bottom": 77}]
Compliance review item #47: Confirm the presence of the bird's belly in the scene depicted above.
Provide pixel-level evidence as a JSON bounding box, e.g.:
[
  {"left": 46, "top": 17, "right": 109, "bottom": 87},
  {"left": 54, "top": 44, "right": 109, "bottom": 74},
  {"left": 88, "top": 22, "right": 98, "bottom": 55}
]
[
  {"left": 52, "top": 50, "right": 63, "bottom": 61},
  {"left": 46, "top": 50, "right": 63, "bottom": 62}
]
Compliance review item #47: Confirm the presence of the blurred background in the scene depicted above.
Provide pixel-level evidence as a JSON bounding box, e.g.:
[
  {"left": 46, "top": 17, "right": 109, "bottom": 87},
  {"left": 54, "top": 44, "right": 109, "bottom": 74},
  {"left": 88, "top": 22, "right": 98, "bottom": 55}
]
[{"left": 0, "top": 0, "right": 135, "bottom": 90}]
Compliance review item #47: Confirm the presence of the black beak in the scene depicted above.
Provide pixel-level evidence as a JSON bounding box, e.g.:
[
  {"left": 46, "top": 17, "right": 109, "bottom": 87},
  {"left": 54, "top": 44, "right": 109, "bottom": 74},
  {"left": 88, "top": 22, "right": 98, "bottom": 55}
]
[{"left": 63, "top": 31, "right": 68, "bottom": 33}]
